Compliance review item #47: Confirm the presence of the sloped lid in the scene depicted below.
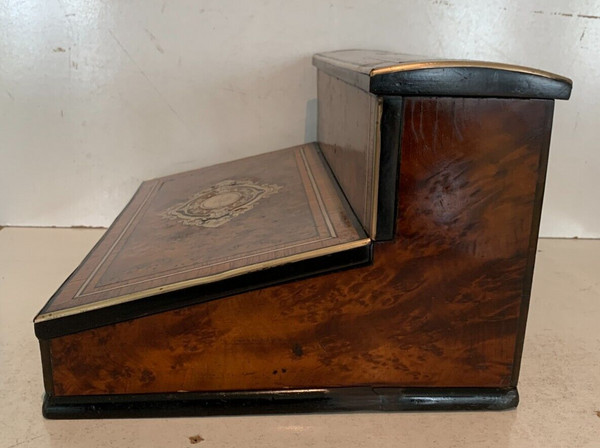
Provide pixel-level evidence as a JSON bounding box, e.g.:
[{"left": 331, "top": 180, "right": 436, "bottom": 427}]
[
  {"left": 313, "top": 49, "right": 572, "bottom": 99},
  {"left": 35, "top": 144, "right": 371, "bottom": 338}
]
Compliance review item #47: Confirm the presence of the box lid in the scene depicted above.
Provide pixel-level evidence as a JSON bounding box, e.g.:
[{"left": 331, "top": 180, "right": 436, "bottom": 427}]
[
  {"left": 35, "top": 144, "right": 371, "bottom": 338},
  {"left": 313, "top": 49, "right": 572, "bottom": 99}
]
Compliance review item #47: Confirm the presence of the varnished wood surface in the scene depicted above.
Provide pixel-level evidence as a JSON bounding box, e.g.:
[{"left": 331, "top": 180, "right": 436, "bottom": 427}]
[
  {"left": 49, "top": 98, "right": 554, "bottom": 396},
  {"left": 38, "top": 144, "right": 368, "bottom": 321},
  {"left": 318, "top": 71, "right": 381, "bottom": 237}
]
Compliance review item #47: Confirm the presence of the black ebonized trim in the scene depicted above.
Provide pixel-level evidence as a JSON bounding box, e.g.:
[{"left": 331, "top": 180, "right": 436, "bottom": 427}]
[
  {"left": 510, "top": 101, "right": 555, "bottom": 385},
  {"left": 370, "top": 67, "right": 571, "bottom": 100},
  {"left": 313, "top": 51, "right": 571, "bottom": 99},
  {"left": 375, "top": 97, "right": 403, "bottom": 241},
  {"left": 35, "top": 243, "right": 372, "bottom": 339},
  {"left": 39, "top": 340, "right": 55, "bottom": 396},
  {"left": 43, "top": 387, "right": 518, "bottom": 419}
]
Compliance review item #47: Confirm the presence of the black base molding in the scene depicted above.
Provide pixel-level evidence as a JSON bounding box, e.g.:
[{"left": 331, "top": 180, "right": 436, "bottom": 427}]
[{"left": 43, "top": 387, "right": 518, "bottom": 419}]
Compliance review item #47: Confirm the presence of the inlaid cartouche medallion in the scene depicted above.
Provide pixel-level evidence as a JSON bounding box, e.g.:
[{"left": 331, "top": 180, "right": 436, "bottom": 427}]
[{"left": 161, "top": 179, "right": 282, "bottom": 228}]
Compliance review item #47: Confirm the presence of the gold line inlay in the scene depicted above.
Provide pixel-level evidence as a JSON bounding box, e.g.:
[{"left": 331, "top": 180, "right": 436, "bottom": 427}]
[
  {"left": 370, "top": 98, "right": 383, "bottom": 238},
  {"left": 75, "top": 182, "right": 161, "bottom": 297}
]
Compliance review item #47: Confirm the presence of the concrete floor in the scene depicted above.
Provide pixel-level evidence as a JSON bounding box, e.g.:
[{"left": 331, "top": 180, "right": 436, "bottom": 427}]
[{"left": 0, "top": 227, "right": 599, "bottom": 447}]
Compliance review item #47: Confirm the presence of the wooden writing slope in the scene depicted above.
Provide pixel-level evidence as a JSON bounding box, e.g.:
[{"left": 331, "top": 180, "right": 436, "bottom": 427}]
[{"left": 35, "top": 50, "right": 572, "bottom": 418}]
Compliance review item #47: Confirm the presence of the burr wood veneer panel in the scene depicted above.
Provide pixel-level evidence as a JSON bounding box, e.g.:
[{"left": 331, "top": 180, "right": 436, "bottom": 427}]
[{"left": 49, "top": 97, "right": 554, "bottom": 396}]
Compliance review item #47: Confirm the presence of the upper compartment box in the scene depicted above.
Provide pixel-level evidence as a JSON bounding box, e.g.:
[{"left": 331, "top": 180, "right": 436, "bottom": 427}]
[{"left": 313, "top": 49, "right": 572, "bottom": 240}]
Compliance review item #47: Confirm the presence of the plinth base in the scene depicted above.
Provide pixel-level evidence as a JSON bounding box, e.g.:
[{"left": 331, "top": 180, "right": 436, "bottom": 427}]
[{"left": 43, "top": 387, "right": 518, "bottom": 419}]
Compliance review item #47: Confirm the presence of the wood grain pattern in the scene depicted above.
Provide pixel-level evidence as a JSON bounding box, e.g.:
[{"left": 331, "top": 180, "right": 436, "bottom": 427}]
[
  {"left": 318, "top": 71, "right": 381, "bottom": 237},
  {"left": 49, "top": 97, "right": 554, "bottom": 396},
  {"left": 38, "top": 144, "right": 368, "bottom": 319}
]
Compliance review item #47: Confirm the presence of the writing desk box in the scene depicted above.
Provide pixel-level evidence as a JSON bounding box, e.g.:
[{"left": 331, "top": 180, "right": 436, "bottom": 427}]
[{"left": 34, "top": 50, "right": 572, "bottom": 418}]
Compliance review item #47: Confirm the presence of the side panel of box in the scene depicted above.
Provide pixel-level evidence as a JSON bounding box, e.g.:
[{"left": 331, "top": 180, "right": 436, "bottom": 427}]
[{"left": 47, "top": 98, "right": 553, "bottom": 397}]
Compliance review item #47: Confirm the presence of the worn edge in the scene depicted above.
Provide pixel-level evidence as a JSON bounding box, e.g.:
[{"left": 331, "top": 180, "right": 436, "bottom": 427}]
[{"left": 42, "top": 387, "right": 519, "bottom": 419}]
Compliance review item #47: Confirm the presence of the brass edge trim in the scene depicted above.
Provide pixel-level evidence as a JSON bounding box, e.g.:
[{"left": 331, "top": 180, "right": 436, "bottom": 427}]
[
  {"left": 299, "top": 146, "right": 337, "bottom": 238},
  {"left": 370, "top": 61, "right": 572, "bottom": 84},
  {"left": 34, "top": 238, "right": 372, "bottom": 323},
  {"left": 369, "top": 97, "right": 383, "bottom": 238},
  {"left": 239, "top": 388, "right": 330, "bottom": 396},
  {"left": 76, "top": 236, "right": 335, "bottom": 298}
]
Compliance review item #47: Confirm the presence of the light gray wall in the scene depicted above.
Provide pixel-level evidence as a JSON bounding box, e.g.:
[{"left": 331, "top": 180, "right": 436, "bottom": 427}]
[{"left": 1, "top": 0, "right": 598, "bottom": 237}]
